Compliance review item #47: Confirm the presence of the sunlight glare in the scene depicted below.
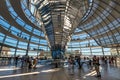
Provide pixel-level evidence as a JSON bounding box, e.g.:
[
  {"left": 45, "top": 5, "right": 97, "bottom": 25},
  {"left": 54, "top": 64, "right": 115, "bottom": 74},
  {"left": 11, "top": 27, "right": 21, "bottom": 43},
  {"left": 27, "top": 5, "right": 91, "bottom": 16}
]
[
  {"left": 41, "top": 68, "right": 60, "bottom": 73},
  {"left": 0, "top": 72, "right": 40, "bottom": 79}
]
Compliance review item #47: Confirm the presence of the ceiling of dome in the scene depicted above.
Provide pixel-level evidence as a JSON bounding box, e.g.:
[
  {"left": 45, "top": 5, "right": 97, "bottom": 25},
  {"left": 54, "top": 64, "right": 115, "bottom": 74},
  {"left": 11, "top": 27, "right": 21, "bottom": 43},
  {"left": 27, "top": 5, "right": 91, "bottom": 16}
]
[{"left": 0, "top": 0, "right": 120, "bottom": 52}]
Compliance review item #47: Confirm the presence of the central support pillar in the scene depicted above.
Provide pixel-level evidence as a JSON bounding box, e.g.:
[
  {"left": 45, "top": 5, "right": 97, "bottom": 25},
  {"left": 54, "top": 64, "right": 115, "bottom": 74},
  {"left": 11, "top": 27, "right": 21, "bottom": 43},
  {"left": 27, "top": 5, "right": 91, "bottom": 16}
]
[
  {"left": 51, "top": 50, "right": 64, "bottom": 59},
  {"left": 51, "top": 44, "right": 65, "bottom": 68}
]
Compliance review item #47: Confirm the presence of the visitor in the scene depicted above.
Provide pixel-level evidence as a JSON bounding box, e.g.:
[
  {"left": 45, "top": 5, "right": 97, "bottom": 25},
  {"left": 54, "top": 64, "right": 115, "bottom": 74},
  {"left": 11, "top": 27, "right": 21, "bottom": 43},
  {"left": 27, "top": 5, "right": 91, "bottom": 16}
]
[{"left": 93, "top": 56, "right": 101, "bottom": 77}]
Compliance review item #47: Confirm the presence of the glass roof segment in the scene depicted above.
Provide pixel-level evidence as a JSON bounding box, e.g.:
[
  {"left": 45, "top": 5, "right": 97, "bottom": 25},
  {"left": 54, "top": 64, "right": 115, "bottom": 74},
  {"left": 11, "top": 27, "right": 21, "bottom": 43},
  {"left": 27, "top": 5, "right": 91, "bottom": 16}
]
[
  {"left": 5, "top": 0, "right": 45, "bottom": 39},
  {"left": 0, "top": 15, "right": 47, "bottom": 50},
  {"left": 77, "top": 0, "right": 120, "bottom": 47},
  {"left": 0, "top": 0, "right": 48, "bottom": 56},
  {"left": 21, "top": 1, "right": 41, "bottom": 27},
  {"left": 9, "top": 0, "right": 43, "bottom": 31},
  {"left": 68, "top": 30, "right": 111, "bottom": 56}
]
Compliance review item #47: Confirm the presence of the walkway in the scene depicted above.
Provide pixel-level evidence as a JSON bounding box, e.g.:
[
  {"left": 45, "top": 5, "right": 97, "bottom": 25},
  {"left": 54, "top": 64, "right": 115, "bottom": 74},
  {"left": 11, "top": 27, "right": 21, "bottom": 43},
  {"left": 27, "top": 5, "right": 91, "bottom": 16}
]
[{"left": 0, "top": 62, "right": 120, "bottom": 80}]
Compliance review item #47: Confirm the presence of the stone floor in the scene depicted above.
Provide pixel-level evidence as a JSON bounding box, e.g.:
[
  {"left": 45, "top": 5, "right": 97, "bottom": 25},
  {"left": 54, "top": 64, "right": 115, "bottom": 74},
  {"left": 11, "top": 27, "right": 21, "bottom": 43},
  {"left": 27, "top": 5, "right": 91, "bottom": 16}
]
[{"left": 0, "top": 62, "right": 120, "bottom": 80}]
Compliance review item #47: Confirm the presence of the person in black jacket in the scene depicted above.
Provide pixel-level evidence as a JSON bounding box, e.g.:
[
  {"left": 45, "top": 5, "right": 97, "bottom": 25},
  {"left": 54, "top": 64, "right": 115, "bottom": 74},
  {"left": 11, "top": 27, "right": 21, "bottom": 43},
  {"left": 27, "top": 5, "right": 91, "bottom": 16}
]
[{"left": 76, "top": 56, "right": 81, "bottom": 69}]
